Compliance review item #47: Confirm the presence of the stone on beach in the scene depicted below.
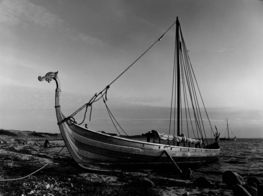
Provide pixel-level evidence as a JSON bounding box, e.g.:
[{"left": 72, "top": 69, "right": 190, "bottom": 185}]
[{"left": 1, "top": 129, "right": 262, "bottom": 196}]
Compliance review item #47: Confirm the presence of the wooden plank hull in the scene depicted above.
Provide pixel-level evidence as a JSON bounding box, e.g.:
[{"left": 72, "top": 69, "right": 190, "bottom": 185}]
[{"left": 56, "top": 111, "right": 220, "bottom": 168}]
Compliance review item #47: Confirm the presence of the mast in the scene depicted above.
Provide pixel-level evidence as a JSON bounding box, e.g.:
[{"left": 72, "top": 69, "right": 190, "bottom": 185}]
[
  {"left": 227, "top": 119, "right": 230, "bottom": 139},
  {"left": 176, "top": 17, "right": 181, "bottom": 136}
]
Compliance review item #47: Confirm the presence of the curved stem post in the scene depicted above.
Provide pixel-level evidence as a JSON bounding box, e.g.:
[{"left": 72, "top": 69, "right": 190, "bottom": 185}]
[{"left": 38, "top": 71, "right": 61, "bottom": 111}]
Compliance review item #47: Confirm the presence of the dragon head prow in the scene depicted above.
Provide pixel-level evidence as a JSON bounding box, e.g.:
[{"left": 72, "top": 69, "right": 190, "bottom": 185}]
[{"left": 38, "top": 71, "right": 58, "bottom": 83}]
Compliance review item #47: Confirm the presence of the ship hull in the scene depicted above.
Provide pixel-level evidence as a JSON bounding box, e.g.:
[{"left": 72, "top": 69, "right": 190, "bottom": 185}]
[{"left": 57, "top": 112, "right": 220, "bottom": 168}]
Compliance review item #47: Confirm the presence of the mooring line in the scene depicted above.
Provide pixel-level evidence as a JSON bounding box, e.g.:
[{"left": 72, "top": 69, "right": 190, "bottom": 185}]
[{"left": 0, "top": 145, "right": 65, "bottom": 182}]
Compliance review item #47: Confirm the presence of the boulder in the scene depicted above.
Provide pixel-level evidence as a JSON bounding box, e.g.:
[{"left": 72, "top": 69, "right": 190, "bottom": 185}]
[{"left": 222, "top": 171, "right": 244, "bottom": 186}]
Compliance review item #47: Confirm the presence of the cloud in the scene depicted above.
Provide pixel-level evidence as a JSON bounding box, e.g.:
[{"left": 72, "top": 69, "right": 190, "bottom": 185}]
[
  {"left": 74, "top": 32, "right": 106, "bottom": 48},
  {"left": 0, "top": 0, "right": 63, "bottom": 28},
  {"left": 0, "top": 52, "right": 53, "bottom": 89}
]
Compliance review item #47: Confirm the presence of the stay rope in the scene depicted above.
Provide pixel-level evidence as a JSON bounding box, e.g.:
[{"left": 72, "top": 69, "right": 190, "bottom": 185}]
[
  {"left": 180, "top": 27, "right": 214, "bottom": 138},
  {"left": 167, "top": 21, "right": 215, "bottom": 145},
  {"left": 66, "top": 20, "right": 177, "bottom": 128},
  {"left": 60, "top": 18, "right": 215, "bottom": 142},
  {"left": 103, "top": 97, "right": 128, "bottom": 136},
  {"left": 108, "top": 21, "right": 176, "bottom": 87}
]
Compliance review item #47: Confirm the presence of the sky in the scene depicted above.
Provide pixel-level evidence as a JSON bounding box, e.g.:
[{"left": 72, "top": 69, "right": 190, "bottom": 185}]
[{"left": 0, "top": 0, "right": 263, "bottom": 137}]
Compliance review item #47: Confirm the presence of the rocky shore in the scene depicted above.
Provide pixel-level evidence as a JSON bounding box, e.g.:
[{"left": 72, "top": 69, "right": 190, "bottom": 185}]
[{"left": 0, "top": 129, "right": 262, "bottom": 195}]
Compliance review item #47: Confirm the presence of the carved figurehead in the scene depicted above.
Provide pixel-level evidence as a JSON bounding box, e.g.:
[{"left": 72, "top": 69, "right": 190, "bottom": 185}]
[
  {"left": 38, "top": 71, "right": 61, "bottom": 111},
  {"left": 38, "top": 71, "right": 60, "bottom": 91},
  {"left": 38, "top": 71, "right": 58, "bottom": 83}
]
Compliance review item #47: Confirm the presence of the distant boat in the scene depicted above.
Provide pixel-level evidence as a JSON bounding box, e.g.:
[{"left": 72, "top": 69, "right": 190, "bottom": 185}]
[
  {"left": 38, "top": 17, "right": 220, "bottom": 170},
  {"left": 220, "top": 119, "right": 237, "bottom": 141}
]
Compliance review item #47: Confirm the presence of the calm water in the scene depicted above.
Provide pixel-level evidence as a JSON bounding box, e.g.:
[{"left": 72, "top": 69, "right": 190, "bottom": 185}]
[{"left": 195, "top": 139, "right": 263, "bottom": 181}]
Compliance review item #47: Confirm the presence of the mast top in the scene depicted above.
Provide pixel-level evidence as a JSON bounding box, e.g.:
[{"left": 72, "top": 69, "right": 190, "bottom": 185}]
[{"left": 176, "top": 17, "right": 180, "bottom": 27}]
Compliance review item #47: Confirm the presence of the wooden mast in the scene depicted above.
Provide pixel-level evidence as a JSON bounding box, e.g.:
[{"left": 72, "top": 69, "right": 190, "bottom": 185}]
[
  {"left": 227, "top": 119, "right": 230, "bottom": 139},
  {"left": 176, "top": 17, "right": 181, "bottom": 136}
]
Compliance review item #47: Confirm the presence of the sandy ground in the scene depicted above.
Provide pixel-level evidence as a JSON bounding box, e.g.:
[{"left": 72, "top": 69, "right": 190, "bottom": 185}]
[{"left": 0, "top": 129, "right": 235, "bottom": 195}]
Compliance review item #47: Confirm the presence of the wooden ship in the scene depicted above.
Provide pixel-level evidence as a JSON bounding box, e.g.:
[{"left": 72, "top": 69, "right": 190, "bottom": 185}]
[{"left": 38, "top": 17, "right": 220, "bottom": 170}]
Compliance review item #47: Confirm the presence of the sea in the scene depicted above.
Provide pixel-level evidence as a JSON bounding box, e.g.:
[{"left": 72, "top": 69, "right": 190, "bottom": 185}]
[{"left": 194, "top": 139, "right": 263, "bottom": 182}]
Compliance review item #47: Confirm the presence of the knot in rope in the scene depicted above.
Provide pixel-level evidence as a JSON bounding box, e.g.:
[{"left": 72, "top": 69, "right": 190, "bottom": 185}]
[{"left": 105, "top": 85, "right": 110, "bottom": 101}]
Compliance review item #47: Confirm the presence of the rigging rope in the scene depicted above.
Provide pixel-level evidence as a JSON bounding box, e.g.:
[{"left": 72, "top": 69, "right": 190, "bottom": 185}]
[
  {"left": 181, "top": 38, "right": 203, "bottom": 141},
  {"left": 181, "top": 57, "right": 190, "bottom": 138},
  {"left": 103, "top": 97, "right": 128, "bottom": 136},
  {"left": 178, "top": 26, "right": 217, "bottom": 145},
  {"left": 78, "top": 104, "right": 89, "bottom": 125},
  {"left": 168, "top": 20, "right": 207, "bottom": 143},
  {"left": 180, "top": 27, "right": 214, "bottom": 138},
  {"left": 166, "top": 21, "right": 214, "bottom": 146},
  {"left": 67, "top": 20, "right": 177, "bottom": 123},
  {"left": 183, "top": 60, "right": 199, "bottom": 139},
  {"left": 62, "top": 18, "right": 215, "bottom": 145},
  {"left": 108, "top": 21, "right": 176, "bottom": 87}
]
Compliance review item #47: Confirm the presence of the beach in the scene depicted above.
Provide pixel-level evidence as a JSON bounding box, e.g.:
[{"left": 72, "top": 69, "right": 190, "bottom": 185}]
[{"left": 1, "top": 129, "right": 262, "bottom": 195}]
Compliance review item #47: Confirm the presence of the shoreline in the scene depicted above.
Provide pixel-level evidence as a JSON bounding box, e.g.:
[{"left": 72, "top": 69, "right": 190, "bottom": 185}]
[{"left": 0, "top": 129, "right": 262, "bottom": 195}]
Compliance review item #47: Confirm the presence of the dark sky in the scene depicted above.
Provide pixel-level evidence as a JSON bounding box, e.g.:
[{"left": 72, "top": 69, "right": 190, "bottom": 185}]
[{"left": 0, "top": 0, "right": 263, "bottom": 137}]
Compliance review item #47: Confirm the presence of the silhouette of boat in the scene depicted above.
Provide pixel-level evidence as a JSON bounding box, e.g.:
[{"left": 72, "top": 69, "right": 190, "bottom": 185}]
[{"left": 220, "top": 119, "right": 237, "bottom": 141}]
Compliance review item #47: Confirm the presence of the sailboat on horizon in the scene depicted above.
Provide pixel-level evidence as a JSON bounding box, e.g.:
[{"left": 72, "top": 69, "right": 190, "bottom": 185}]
[
  {"left": 220, "top": 119, "right": 237, "bottom": 141},
  {"left": 38, "top": 17, "right": 220, "bottom": 170}
]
